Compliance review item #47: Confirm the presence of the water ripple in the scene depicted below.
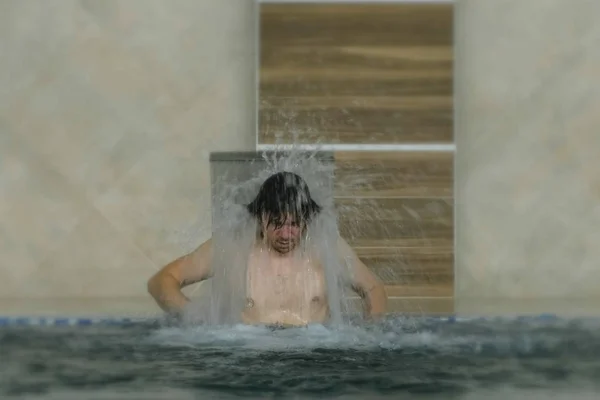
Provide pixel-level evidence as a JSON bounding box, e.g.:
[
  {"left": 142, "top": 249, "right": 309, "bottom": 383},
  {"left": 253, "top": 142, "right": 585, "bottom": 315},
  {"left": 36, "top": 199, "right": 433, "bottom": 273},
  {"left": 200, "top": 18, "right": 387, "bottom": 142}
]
[{"left": 2, "top": 316, "right": 600, "bottom": 399}]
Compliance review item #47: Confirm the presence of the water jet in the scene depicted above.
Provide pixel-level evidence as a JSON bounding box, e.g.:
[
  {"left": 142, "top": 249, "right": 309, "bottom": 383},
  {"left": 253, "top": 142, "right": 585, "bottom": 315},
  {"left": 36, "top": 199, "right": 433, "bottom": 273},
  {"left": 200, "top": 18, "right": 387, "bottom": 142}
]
[{"left": 195, "top": 150, "right": 357, "bottom": 326}]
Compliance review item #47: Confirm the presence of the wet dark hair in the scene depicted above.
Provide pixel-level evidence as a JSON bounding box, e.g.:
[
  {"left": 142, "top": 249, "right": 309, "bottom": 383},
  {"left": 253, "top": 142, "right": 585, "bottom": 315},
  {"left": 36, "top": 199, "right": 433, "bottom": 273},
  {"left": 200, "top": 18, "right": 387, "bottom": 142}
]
[{"left": 246, "top": 171, "right": 322, "bottom": 229}]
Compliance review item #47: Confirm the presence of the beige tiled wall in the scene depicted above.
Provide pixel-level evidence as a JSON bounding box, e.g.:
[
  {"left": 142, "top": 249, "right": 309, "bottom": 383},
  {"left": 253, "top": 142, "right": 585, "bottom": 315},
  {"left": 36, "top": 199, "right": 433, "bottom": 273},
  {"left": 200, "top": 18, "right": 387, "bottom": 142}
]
[
  {"left": 0, "top": 1, "right": 256, "bottom": 303},
  {"left": 3, "top": 0, "right": 600, "bottom": 316},
  {"left": 455, "top": 0, "right": 600, "bottom": 302}
]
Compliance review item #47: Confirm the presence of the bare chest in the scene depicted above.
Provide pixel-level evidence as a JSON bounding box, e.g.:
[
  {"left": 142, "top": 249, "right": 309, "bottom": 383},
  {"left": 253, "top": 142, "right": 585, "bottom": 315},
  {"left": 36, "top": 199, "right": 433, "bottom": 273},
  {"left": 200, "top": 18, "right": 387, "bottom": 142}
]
[{"left": 246, "top": 253, "right": 326, "bottom": 305}]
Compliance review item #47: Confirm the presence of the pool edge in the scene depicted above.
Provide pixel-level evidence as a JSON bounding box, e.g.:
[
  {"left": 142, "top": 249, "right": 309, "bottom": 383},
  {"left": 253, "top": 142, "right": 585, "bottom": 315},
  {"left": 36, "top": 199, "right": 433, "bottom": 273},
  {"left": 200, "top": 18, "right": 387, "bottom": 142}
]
[{"left": 0, "top": 313, "right": 575, "bottom": 327}]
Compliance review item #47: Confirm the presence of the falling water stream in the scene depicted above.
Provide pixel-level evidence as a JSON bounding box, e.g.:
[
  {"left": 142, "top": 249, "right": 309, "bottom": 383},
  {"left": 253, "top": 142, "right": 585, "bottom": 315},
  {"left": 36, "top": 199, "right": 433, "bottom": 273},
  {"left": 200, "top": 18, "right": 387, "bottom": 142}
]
[{"left": 183, "top": 148, "right": 355, "bottom": 327}]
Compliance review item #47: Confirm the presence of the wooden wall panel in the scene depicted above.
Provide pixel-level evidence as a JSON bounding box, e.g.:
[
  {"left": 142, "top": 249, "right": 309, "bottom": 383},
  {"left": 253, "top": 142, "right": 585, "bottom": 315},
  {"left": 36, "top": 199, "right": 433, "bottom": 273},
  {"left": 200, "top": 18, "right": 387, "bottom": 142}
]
[
  {"left": 257, "top": 3, "right": 455, "bottom": 306},
  {"left": 258, "top": 2, "right": 454, "bottom": 144},
  {"left": 355, "top": 247, "right": 453, "bottom": 297},
  {"left": 346, "top": 297, "right": 454, "bottom": 315},
  {"left": 333, "top": 152, "right": 454, "bottom": 299},
  {"left": 336, "top": 197, "right": 453, "bottom": 247},
  {"left": 334, "top": 151, "right": 453, "bottom": 197}
]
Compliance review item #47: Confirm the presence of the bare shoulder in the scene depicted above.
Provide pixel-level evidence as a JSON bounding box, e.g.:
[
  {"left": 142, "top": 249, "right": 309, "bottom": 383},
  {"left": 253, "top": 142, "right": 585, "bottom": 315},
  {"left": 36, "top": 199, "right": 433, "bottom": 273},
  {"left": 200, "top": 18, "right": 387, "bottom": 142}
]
[
  {"left": 188, "top": 238, "right": 214, "bottom": 264},
  {"left": 156, "top": 238, "right": 214, "bottom": 286},
  {"left": 187, "top": 238, "right": 214, "bottom": 276}
]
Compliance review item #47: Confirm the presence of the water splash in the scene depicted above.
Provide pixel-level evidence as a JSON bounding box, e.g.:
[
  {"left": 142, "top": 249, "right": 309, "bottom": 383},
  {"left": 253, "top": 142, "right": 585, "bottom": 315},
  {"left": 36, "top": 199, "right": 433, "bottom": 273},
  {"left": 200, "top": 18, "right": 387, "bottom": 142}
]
[{"left": 181, "top": 146, "right": 357, "bottom": 327}]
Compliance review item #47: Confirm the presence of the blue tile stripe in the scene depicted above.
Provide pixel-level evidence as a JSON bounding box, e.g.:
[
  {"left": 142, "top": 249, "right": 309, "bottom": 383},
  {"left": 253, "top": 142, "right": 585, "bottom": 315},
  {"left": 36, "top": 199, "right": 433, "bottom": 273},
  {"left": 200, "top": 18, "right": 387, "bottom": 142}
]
[
  {"left": 0, "top": 314, "right": 561, "bottom": 327},
  {"left": 425, "top": 313, "right": 560, "bottom": 323},
  {"left": 0, "top": 316, "right": 147, "bottom": 326}
]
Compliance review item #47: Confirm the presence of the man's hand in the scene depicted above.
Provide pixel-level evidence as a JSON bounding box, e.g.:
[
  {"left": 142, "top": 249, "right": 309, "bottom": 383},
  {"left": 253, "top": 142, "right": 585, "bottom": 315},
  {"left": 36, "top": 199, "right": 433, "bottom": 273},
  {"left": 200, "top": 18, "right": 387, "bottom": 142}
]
[{"left": 147, "top": 239, "right": 213, "bottom": 315}]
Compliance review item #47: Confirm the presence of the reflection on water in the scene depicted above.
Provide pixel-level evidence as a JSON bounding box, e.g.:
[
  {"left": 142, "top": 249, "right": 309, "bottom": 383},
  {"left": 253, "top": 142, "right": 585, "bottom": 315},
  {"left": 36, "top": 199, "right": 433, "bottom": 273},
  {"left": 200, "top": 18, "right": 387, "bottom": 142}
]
[{"left": 3, "top": 315, "right": 600, "bottom": 399}]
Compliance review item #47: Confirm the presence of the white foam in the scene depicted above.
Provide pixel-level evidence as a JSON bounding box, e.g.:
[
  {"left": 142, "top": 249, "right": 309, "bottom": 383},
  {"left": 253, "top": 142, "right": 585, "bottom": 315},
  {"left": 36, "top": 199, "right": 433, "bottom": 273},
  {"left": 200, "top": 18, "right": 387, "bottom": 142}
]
[
  {"left": 142, "top": 315, "right": 600, "bottom": 358},
  {"left": 145, "top": 322, "right": 473, "bottom": 353}
]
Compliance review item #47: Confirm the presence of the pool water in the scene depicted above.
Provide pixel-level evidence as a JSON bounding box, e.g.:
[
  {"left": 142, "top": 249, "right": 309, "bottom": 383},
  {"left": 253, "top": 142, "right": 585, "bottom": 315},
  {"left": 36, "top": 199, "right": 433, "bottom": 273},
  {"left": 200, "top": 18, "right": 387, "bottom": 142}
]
[{"left": 2, "top": 315, "right": 600, "bottom": 399}]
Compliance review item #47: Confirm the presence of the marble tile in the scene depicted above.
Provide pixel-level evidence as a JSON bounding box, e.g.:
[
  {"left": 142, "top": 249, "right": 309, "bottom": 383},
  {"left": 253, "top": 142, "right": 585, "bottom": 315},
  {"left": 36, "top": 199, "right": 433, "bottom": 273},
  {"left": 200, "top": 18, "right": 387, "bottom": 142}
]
[
  {"left": 71, "top": 132, "right": 161, "bottom": 201},
  {"left": 0, "top": 225, "right": 39, "bottom": 295},
  {"left": 0, "top": 133, "right": 30, "bottom": 216},
  {"left": 455, "top": 0, "right": 600, "bottom": 300},
  {"left": 0, "top": 1, "right": 86, "bottom": 111},
  {"left": 0, "top": 0, "right": 256, "bottom": 302},
  {"left": 93, "top": 148, "right": 214, "bottom": 267},
  {"left": 4, "top": 49, "right": 167, "bottom": 202},
  {"left": 2, "top": 0, "right": 256, "bottom": 203},
  {"left": 0, "top": 298, "right": 160, "bottom": 318},
  {"left": 23, "top": 210, "right": 156, "bottom": 298},
  {"left": 5, "top": 67, "right": 136, "bottom": 188},
  {"left": 0, "top": 153, "right": 92, "bottom": 274},
  {"left": 72, "top": 0, "right": 256, "bottom": 129}
]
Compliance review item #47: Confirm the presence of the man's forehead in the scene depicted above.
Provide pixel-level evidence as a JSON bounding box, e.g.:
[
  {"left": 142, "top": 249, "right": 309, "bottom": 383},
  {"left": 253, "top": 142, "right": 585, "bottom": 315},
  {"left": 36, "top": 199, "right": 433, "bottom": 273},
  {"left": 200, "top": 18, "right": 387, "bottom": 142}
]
[{"left": 263, "top": 213, "right": 305, "bottom": 222}]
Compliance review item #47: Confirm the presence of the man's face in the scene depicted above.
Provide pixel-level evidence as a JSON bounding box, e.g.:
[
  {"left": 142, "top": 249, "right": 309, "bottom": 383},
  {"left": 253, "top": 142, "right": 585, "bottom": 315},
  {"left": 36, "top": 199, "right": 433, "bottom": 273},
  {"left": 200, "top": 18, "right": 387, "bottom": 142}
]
[{"left": 262, "top": 214, "right": 304, "bottom": 254}]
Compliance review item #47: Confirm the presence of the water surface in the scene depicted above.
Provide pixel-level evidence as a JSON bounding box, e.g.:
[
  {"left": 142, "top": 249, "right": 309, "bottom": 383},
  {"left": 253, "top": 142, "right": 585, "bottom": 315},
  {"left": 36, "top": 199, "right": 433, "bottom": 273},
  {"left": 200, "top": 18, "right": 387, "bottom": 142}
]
[{"left": 2, "top": 315, "right": 600, "bottom": 399}]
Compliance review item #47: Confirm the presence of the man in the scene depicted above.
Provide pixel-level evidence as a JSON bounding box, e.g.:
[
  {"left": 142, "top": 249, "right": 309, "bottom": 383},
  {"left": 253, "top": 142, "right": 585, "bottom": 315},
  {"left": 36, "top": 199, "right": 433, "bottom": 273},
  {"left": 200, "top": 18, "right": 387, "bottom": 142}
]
[{"left": 147, "top": 171, "right": 387, "bottom": 326}]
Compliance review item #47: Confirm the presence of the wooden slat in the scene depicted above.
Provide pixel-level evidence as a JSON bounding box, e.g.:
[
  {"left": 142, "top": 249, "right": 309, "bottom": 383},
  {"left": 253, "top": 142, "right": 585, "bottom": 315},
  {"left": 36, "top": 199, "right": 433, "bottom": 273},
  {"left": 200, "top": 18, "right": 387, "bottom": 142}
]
[
  {"left": 355, "top": 247, "right": 452, "bottom": 293},
  {"left": 385, "top": 285, "right": 452, "bottom": 297},
  {"left": 336, "top": 197, "right": 453, "bottom": 247},
  {"left": 258, "top": 2, "right": 454, "bottom": 144},
  {"left": 260, "top": 3, "right": 453, "bottom": 47},
  {"left": 346, "top": 297, "right": 454, "bottom": 314},
  {"left": 334, "top": 151, "right": 453, "bottom": 198}
]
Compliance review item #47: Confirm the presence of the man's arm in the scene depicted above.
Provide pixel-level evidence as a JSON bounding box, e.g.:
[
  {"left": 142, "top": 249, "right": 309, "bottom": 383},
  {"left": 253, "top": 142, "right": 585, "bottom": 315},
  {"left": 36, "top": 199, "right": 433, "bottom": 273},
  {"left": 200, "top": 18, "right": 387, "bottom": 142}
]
[
  {"left": 147, "top": 238, "right": 213, "bottom": 316},
  {"left": 337, "top": 237, "right": 387, "bottom": 318}
]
